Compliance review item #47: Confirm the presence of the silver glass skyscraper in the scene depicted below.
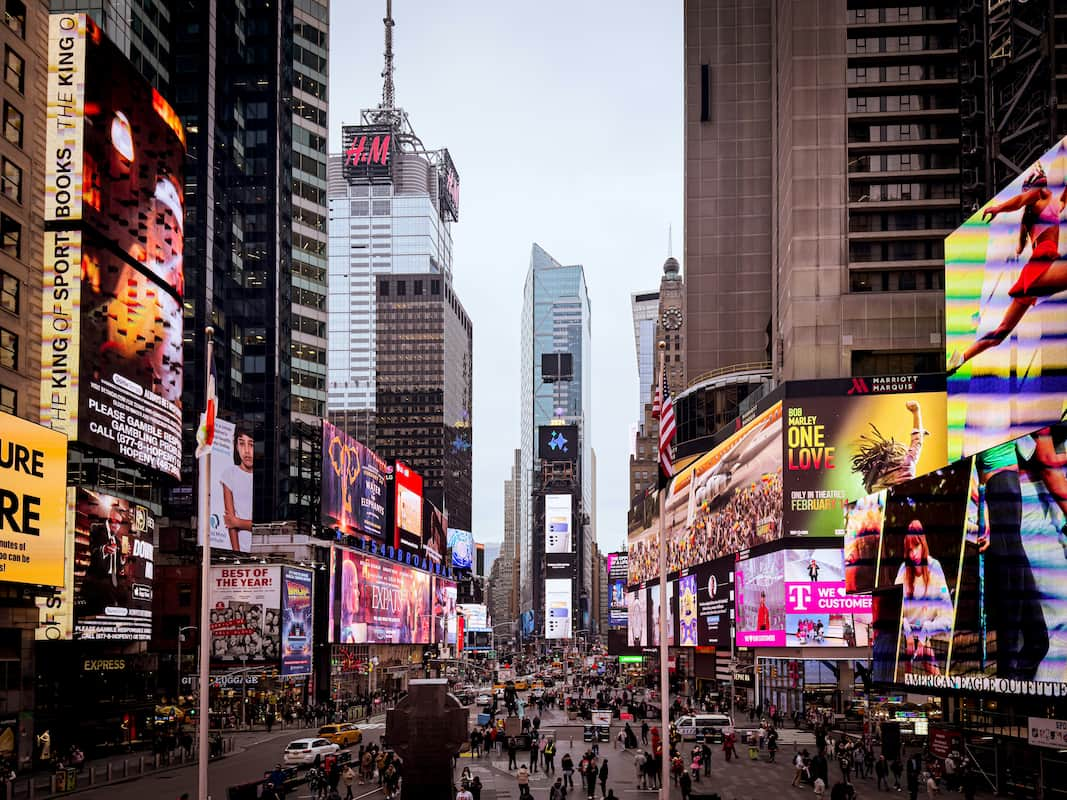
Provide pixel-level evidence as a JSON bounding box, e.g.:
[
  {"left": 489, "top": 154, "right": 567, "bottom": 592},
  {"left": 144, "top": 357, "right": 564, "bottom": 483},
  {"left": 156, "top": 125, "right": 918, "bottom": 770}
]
[{"left": 518, "top": 244, "right": 592, "bottom": 618}]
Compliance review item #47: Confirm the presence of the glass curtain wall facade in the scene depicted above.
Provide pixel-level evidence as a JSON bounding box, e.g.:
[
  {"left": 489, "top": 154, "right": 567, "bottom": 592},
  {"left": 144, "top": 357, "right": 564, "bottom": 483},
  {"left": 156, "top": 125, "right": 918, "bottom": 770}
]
[
  {"left": 518, "top": 244, "right": 592, "bottom": 617},
  {"left": 631, "top": 292, "right": 659, "bottom": 419}
]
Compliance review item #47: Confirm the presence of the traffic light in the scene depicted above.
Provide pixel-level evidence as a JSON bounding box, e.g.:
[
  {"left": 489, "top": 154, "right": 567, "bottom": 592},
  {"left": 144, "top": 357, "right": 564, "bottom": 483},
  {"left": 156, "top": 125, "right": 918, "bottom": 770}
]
[{"left": 771, "top": 666, "right": 778, "bottom": 679}]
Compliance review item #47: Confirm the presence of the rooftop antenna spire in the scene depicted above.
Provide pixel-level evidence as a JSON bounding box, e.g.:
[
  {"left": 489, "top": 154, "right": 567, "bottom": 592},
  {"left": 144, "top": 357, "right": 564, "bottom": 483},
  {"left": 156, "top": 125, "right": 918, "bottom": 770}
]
[
  {"left": 668, "top": 224, "right": 673, "bottom": 258},
  {"left": 381, "top": 0, "right": 395, "bottom": 110}
]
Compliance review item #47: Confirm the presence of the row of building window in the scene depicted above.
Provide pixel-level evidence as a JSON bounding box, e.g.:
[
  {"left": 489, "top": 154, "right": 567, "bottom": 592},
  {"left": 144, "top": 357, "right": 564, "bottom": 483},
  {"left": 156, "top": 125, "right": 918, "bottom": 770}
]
[
  {"left": 847, "top": 35, "right": 954, "bottom": 54},
  {"left": 847, "top": 64, "right": 957, "bottom": 84},
  {"left": 849, "top": 182, "right": 959, "bottom": 202},
  {"left": 849, "top": 269, "right": 943, "bottom": 293},
  {"left": 0, "top": 383, "right": 13, "bottom": 414},
  {"left": 849, "top": 122, "right": 957, "bottom": 143},
  {"left": 379, "top": 279, "right": 443, "bottom": 297},
  {"left": 848, "top": 152, "right": 957, "bottom": 174},
  {"left": 0, "top": 326, "right": 15, "bottom": 370},
  {"left": 847, "top": 6, "right": 933, "bottom": 24}
]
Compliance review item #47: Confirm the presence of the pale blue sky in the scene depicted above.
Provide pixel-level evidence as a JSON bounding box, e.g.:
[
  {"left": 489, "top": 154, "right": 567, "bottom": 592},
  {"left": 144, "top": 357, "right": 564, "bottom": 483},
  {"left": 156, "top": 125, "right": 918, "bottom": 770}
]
[{"left": 328, "top": 0, "right": 684, "bottom": 554}]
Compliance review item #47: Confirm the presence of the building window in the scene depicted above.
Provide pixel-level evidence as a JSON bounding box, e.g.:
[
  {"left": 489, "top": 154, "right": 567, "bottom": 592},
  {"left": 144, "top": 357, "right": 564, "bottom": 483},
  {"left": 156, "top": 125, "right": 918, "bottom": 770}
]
[
  {"left": 2, "top": 102, "right": 21, "bottom": 148},
  {"left": 177, "top": 583, "right": 193, "bottom": 607},
  {"left": 1, "top": 158, "right": 20, "bottom": 203},
  {"left": 0, "top": 213, "right": 19, "bottom": 258},
  {"left": 0, "top": 269, "right": 16, "bottom": 313},
  {"left": 396, "top": 280, "right": 406, "bottom": 296},
  {"left": 3, "top": 1, "right": 25, "bottom": 38},
  {"left": 0, "top": 327, "right": 16, "bottom": 370},
  {"left": 379, "top": 280, "right": 389, "bottom": 296},
  {"left": 3, "top": 47, "right": 23, "bottom": 93},
  {"left": 0, "top": 384, "right": 13, "bottom": 414},
  {"left": 414, "top": 280, "right": 423, "bottom": 296}
]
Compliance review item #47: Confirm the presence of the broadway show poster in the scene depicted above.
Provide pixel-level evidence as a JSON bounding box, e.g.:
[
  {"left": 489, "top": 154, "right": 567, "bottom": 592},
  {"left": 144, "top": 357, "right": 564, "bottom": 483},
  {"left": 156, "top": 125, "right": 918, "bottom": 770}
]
[
  {"left": 945, "top": 136, "right": 1067, "bottom": 460},
  {"left": 781, "top": 378, "right": 946, "bottom": 539},
  {"left": 281, "top": 566, "right": 313, "bottom": 676},
  {"left": 77, "top": 242, "right": 183, "bottom": 478},
  {"left": 662, "top": 402, "right": 783, "bottom": 575},
  {"left": 73, "top": 489, "right": 155, "bottom": 641},
  {"left": 321, "top": 421, "right": 387, "bottom": 539},
  {"left": 782, "top": 546, "right": 872, "bottom": 648},
  {"left": 335, "top": 549, "right": 434, "bottom": 644},
  {"left": 735, "top": 547, "right": 785, "bottom": 647},
  {"left": 209, "top": 566, "right": 281, "bottom": 665}
]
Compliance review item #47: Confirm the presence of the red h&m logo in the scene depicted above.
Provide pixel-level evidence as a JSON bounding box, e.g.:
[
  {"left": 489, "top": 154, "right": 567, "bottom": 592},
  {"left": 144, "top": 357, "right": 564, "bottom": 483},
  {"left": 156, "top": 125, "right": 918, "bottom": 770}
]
[
  {"left": 847, "top": 378, "right": 870, "bottom": 395},
  {"left": 344, "top": 134, "right": 391, "bottom": 167}
]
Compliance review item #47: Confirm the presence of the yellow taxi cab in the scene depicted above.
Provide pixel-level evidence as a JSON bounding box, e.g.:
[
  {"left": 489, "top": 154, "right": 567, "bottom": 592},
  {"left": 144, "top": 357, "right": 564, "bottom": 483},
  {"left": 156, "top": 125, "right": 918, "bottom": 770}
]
[
  {"left": 317, "top": 723, "right": 363, "bottom": 747},
  {"left": 514, "top": 679, "right": 529, "bottom": 691},
  {"left": 492, "top": 682, "right": 507, "bottom": 692}
]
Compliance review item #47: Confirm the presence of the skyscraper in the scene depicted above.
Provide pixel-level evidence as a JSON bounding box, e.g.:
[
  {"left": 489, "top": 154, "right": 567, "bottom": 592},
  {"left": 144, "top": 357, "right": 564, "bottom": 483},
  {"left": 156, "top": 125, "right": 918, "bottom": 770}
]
[{"left": 518, "top": 244, "right": 592, "bottom": 625}]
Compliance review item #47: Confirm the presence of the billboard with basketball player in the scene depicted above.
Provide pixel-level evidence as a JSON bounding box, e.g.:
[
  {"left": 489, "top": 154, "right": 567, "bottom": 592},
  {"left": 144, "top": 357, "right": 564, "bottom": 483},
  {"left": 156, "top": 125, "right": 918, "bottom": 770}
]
[{"left": 945, "top": 136, "right": 1067, "bottom": 459}]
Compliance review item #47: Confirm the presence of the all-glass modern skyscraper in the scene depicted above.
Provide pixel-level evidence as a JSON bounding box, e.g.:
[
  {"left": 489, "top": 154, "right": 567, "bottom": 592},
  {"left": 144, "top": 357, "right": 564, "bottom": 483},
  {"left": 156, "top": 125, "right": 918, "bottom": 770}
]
[{"left": 518, "top": 244, "right": 592, "bottom": 618}]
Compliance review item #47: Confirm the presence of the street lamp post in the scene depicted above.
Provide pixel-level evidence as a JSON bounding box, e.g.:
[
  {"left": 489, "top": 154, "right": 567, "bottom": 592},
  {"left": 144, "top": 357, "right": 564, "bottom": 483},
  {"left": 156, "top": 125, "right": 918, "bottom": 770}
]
[{"left": 177, "top": 625, "right": 198, "bottom": 700}]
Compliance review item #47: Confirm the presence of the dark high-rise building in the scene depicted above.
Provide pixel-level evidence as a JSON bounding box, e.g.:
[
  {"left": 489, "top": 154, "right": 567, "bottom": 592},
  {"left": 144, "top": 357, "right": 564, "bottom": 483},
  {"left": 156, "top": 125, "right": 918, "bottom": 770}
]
[{"left": 373, "top": 273, "right": 473, "bottom": 529}]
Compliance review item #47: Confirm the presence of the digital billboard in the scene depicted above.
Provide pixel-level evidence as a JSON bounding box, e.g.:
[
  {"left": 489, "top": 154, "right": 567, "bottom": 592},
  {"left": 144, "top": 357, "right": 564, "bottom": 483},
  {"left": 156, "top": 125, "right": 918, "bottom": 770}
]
[
  {"left": 678, "top": 573, "right": 699, "bottom": 647},
  {"left": 843, "top": 491, "right": 887, "bottom": 593},
  {"left": 208, "top": 419, "right": 254, "bottom": 552},
  {"left": 447, "top": 528, "right": 474, "bottom": 571},
  {"left": 41, "top": 234, "right": 183, "bottom": 478},
  {"left": 544, "top": 493, "right": 572, "bottom": 554},
  {"left": 735, "top": 547, "right": 785, "bottom": 647},
  {"left": 341, "top": 125, "right": 394, "bottom": 183},
  {"left": 209, "top": 566, "right": 281, "bottom": 664},
  {"left": 539, "top": 425, "right": 578, "bottom": 462},
  {"left": 545, "top": 578, "right": 572, "bottom": 639},
  {"left": 650, "top": 581, "right": 674, "bottom": 647},
  {"left": 394, "top": 461, "right": 423, "bottom": 550},
  {"left": 663, "top": 401, "right": 783, "bottom": 574},
  {"left": 627, "top": 497, "right": 660, "bottom": 586},
  {"left": 36, "top": 489, "right": 76, "bottom": 641},
  {"left": 607, "top": 552, "right": 628, "bottom": 628},
  {"left": 332, "top": 549, "right": 435, "bottom": 644},
  {"left": 321, "top": 421, "right": 388, "bottom": 539},
  {"left": 0, "top": 412, "right": 68, "bottom": 586},
  {"left": 782, "top": 546, "right": 872, "bottom": 648},
  {"left": 458, "top": 603, "right": 489, "bottom": 632},
  {"left": 437, "top": 148, "right": 460, "bottom": 222},
  {"left": 73, "top": 489, "right": 155, "bottom": 640},
  {"left": 857, "top": 427, "right": 1067, "bottom": 695},
  {"left": 782, "top": 377, "right": 946, "bottom": 538},
  {"left": 281, "top": 566, "right": 313, "bottom": 677},
  {"left": 627, "top": 587, "right": 647, "bottom": 647},
  {"left": 945, "top": 136, "right": 1067, "bottom": 460},
  {"left": 424, "top": 500, "right": 447, "bottom": 564},
  {"left": 434, "top": 576, "right": 457, "bottom": 645},
  {"left": 693, "top": 556, "right": 734, "bottom": 649}
]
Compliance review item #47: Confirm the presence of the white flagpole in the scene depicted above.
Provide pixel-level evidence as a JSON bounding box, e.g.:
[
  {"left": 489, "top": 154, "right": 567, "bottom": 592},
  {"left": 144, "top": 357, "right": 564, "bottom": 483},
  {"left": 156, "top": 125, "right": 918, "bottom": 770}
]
[
  {"left": 657, "top": 341, "right": 671, "bottom": 800},
  {"left": 198, "top": 326, "right": 214, "bottom": 800}
]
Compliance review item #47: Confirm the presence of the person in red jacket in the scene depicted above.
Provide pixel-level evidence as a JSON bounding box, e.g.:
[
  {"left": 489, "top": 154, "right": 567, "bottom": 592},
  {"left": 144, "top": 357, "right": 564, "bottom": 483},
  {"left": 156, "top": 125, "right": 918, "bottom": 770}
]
[{"left": 757, "top": 592, "right": 770, "bottom": 631}]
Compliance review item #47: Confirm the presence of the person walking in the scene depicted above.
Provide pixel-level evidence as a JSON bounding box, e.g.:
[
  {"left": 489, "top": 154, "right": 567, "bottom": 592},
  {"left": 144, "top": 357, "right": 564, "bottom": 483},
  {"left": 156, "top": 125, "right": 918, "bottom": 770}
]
[
  {"left": 768, "top": 727, "right": 779, "bottom": 763},
  {"left": 598, "top": 758, "right": 609, "bottom": 797},
  {"left": 633, "top": 749, "right": 647, "bottom": 790},
  {"left": 906, "top": 755, "right": 921, "bottom": 800},
  {"left": 470, "top": 776, "right": 482, "bottom": 800},
  {"left": 891, "top": 756, "right": 904, "bottom": 791},
  {"left": 563, "top": 753, "right": 575, "bottom": 789},
  {"left": 794, "top": 751, "right": 807, "bottom": 787},
  {"left": 507, "top": 738, "right": 518, "bottom": 770},
  {"left": 550, "top": 778, "right": 565, "bottom": 800},
  {"left": 641, "top": 721, "right": 649, "bottom": 745},
  {"left": 517, "top": 764, "right": 531, "bottom": 799},
  {"left": 585, "top": 759, "right": 598, "bottom": 800},
  {"left": 876, "top": 755, "right": 890, "bottom": 791},
  {"left": 456, "top": 783, "right": 473, "bottom": 800},
  {"left": 529, "top": 736, "right": 539, "bottom": 773},
  {"left": 545, "top": 737, "right": 557, "bottom": 775},
  {"left": 679, "top": 769, "right": 692, "bottom": 800},
  {"left": 341, "top": 765, "right": 355, "bottom": 800}
]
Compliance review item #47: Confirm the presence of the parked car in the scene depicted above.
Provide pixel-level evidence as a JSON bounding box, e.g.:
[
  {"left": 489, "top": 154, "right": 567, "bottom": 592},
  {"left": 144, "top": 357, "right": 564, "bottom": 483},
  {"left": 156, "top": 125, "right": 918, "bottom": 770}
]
[
  {"left": 283, "top": 738, "right": 339, "bottom": 766},
  {"left": 475, "top": 694, "right": 492, "bottom": 706},
  {"left": 317, "top": 724, "right": 362, "bottom": 747}
]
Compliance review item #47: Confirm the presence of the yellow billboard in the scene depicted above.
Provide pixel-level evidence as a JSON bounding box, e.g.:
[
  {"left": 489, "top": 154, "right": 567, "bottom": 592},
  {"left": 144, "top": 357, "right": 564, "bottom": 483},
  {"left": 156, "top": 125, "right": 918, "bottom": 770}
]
[{"left": 0, "top": 412, "right": 68, "bottom": 586}]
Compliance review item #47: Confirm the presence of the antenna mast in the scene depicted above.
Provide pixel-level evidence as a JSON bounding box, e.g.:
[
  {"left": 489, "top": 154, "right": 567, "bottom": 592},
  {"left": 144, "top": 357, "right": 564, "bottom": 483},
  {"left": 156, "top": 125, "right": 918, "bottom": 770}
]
[{"left": 381, "top": 0, "right": 395, "bottom": 110}]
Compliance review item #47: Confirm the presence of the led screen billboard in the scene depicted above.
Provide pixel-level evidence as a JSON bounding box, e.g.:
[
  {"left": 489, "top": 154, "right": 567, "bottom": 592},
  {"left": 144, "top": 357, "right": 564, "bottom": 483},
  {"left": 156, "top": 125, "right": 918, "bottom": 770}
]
[
  {"left": 662, "top": 402, "right": 783, "bottom": 576},
  {"left": 424, "top": 500, "right": 447, "bottom": 564},
  {"left": 41, "top": 234, "right": 183, "bottom": 478},
  {"left": 544, "top": 493, "right": 572, "bottom": 554},
  {"left": 945, "top": 136, "right": 1067, "bottom": 460},
  {"left": 448, "top": 528, "right": 474, "bottom": 571},
  {"left": 321, "top": 421, "right": 387, "bottom": 539},
  {"left": 650, "top": 581, "right": 674, "bottom": 647},
  {"left": 458, "top": 603, "right": 489, "bottom": 632},
  {"left": 627, "top": 587, "right": 647, "bottom": 647},
  {"left": 341, "top": 125, "right": 394, "bottom": 183},
  {"left": 36, "top": 489, "right": 76, "bottom": 641},
  {"left": 856, "top": 427, "right": 1067, "bottom": 695},
  {"left": 782, "top": 377, "right": 946, "bottom": 538},
  {"left": 843, "top": 491, "right": 887, "bottom": 594},
  {"left": 693, "top": 556, "right": 734, "bottom": 649},
  {"left": 607, "top": 552, "right": 628, "bottom": 628},
  {"left": 208, "top": 418, "right": 255, "bottom": 552},
  {"left": 281, "top": 566, "right": 313, "bottom": 676},
  {"left": 0, "top": 412, "right": 68, "bottom": 586},
  {"left": 73, "top": 489, "right": 154, "bottom": 640},
  {"left": 394, "top": 461, "right": 423, "bottom": 550},
  {"left": 209, "top": 566, "right": 281, "bottom": 664},
  {"left": 434, "top": 576, "right": 457, "bottom": 645},
  {"left": 332, "top": 549, "right": 436, "bottom": 644},
  {"left": 627, "top": 493, "right": 659, "bottom": 587},
  {"left": 437, "top": 148, "right": 460, "bottom": 222},
  {"left": 539, "top": 425, "right": 578, "bottom": 462},
  {"left": 735, "top": 547, "right": 785, "bottom": 647},
  {"left": 782, "top": 546, "right": 871, "bottom": 648},
  {"left": 545, "top": 578, "right": 572, "bottom": 639}
]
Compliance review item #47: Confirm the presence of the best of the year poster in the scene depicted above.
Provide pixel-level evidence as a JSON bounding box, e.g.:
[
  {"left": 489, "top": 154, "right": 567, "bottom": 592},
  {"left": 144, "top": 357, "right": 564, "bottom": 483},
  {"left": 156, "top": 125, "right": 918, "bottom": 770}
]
[{"left": 782, "top": 377, "right": 946, "bottom": 538}]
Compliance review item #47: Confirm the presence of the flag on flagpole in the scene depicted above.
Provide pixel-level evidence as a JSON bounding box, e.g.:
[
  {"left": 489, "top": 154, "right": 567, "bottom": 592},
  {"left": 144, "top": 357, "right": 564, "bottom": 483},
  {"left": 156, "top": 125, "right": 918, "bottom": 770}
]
[
  {"left": 195, "top": 356, "right": 217, "bottom": 458},
  {"left": 657, "top": 364, "right": 676, "bottom": 484}
]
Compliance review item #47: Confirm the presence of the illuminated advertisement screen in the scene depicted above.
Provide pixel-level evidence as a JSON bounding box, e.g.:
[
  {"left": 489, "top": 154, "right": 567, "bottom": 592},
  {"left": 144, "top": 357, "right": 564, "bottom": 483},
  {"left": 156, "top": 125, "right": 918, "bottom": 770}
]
[
  {"left": 208, "top": 418, "right": 255, "bottom": 553},
  {"left": 321, "top": 421, "right": 387, "bottom": 539},
  {"left": 424, "top": 500, "right": 447, "bottom": 564},
  {"left": 735, "top": 547, "right": 785, "bottom": 647},
  {"left": 209, "top": 566, "right": 281, "bottom": 664},
  {"left": 782, "top": 546, "right": 871, "bottom": 648},
  {"left": 37, "top": 489, "right": 77, "bottom": 641},
  {"left": 394, "top": 461, "right": 423, "bottom": 550},
  {"left": 945, "top": 136, "right": 1067, "bottom": 460},
  {"left": 782, "top": 378, "right": 946, "bottom": 537},
  {"left": 678, "top": 573, "right": 699, "bottom": 647},
  {"left": 281, "top": 566, "right": 313, "bottom": 676},
  {"left": 448, "top": 528, "right": 474, "bottom": 571},
  {"left": 843, "top": 491, "right": 887, "bottom": 593},
  {"left": 545, "top": 578, "right": 572, "bottom": 639},
  {"left": 660, "top": 402, "right": 783, "bottom": 579},
  {"left": 694, "top": 556, "right": 733, "bottom": 649},
  {"left": 73, "top": 489, "right": 155, "bottom": 640},
  {"left": 545, "top": 493, "right": 572, "bottom": 554},
  {"left": 333, "top": 549, "right": 435, "bottom": 644},
  {"left": 0, "top": 412, "right": 68, "bottom": 587},
  {"left": 627, "top": 500, "right": 659, "bottom": 587},
  {"left": 437, "top": 148, "right": 460, "bottom": 222},
  {"left": 857, "top": 426, "right": 1067, "bottom": 695},
  {"left": 458, "top": 603, "right": 489, "bottom": 632},
  {"left": 46, "top": 14, "right": 186, "bottom": 295},
  {"left": 341, "top": 125, "right": 394, "bottom": 183},
  {"left": 650, "top": 581, "right": 674, "bottom": 647},
  {"left": 607, "top": 552, "right": 628, "bottom": 628},
  {"left": 539, "top": 425, "right": 578, "bottom": 461},
  {"left": 434, "top": 576, "right": 457, "bottom": 645},
  {"left": 627, "top": 587, "right": 647, "bottom": 648}
]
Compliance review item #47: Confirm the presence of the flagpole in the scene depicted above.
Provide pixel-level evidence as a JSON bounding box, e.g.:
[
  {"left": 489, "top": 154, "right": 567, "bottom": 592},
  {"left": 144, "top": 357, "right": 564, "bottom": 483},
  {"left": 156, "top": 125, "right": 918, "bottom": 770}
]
[
  {"left": 657, "top": 341, "right": 670, "bottom": 800},
  {"left": 198, "top": 326, "right": 214, "bottom": 800}
]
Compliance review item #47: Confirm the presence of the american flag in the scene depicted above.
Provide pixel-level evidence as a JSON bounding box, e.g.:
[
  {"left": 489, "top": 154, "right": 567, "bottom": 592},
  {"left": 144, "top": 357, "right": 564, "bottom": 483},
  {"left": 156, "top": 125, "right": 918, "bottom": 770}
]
[{"left": 655, "top": 364, "right": 676, "bottom": 480}]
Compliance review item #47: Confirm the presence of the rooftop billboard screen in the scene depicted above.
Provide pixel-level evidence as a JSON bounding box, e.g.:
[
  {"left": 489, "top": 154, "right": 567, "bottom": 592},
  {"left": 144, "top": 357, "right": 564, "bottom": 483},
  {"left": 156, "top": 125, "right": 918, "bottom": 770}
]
[{"left": 321, "top": 421, "right": 388, "bottom": 539}]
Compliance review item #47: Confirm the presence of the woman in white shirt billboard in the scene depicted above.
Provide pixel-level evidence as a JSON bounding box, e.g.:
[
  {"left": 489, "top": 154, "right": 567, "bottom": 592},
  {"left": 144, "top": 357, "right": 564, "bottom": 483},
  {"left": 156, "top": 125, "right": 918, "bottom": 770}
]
[{"left": 895, "top": 521, "right": 954, "bottom": 675}]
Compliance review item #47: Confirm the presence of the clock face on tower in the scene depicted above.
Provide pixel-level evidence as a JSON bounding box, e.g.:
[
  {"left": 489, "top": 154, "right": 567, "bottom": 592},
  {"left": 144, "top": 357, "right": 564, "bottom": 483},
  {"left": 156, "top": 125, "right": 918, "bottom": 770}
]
[{"left": 661, "top": 306, "right": 683, "bottom": 330}]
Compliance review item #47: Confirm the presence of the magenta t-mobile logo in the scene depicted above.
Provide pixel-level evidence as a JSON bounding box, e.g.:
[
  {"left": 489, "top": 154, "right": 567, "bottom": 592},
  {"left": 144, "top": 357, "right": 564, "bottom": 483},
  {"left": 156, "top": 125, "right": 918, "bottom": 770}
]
[{"left": 787, "top": 583, "right": 812, "bottom": 611}]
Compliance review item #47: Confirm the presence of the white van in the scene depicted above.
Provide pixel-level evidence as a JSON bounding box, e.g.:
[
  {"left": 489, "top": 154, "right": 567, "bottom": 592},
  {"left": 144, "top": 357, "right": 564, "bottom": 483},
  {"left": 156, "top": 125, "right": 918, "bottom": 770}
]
[{"left": 675, "top": 713, "right": 732, "bottom": 742}]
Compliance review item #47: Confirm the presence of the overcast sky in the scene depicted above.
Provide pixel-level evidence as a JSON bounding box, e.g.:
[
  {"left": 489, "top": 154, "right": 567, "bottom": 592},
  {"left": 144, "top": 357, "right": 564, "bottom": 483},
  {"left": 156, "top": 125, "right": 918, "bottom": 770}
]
[{"left": 328, "top": 1, "right": 683, "bottom": 555}]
